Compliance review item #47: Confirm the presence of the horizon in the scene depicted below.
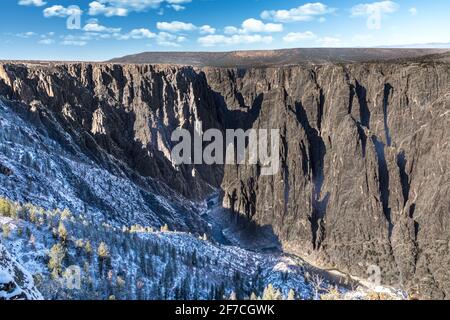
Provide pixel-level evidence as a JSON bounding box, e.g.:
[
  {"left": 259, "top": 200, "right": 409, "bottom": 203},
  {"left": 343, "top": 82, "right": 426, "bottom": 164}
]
[
  {"left": 1, "top": 0, "right": 450, "bottom": 61},
  {"left": 1, "top": 47, "right": 448, "bottom": 63}
]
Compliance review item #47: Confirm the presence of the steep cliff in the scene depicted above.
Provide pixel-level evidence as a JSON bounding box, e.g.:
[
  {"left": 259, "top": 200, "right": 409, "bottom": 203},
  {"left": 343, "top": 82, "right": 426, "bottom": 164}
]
[{"left": 0, "top": 60, "right": 449, "bottom": 298}]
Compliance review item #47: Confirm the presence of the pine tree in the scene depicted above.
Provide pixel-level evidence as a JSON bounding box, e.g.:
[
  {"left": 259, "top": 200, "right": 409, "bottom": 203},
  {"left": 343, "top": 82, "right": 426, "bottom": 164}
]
[
  {"left": 0, "top": 198, "right": 11, "bottom": 216},
  {"left": 58, "top": 221, "right": 68, "bottom": 243},
  {"left": 250, "top": 292, "right": 259, "bottom": 300},
  {"left": 262, "top": 284, "right": 282, "bottom": 300},
  {"left": 98, "top": 242, "right": 110, "bottom": 258},
  {"left": 2, "top": 224, "right": 11, "bottom": 238},
  {"left": 48, "top": 243, "right": 66, "bottom": 278},
  {"left": 287, "top": 289, "right": 296, "bottom": 300},
  {"left": 85, "top": 240, "right": 93, "bottom": 256}
]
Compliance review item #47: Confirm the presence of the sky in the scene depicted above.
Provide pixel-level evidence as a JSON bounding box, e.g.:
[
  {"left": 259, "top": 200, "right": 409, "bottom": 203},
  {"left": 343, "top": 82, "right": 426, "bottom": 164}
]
[{"left": 1, "top": 0, "right": 449, "bottom": 61}]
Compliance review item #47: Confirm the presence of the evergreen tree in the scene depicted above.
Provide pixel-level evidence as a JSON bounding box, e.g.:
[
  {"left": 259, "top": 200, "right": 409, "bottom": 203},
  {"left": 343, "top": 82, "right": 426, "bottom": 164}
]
[
  {"left": 58, "top": 221, "right": 68, "bottom": 243},
  {"left": 48, "top": 243, "right": 66, "bottom": 278},
  {"left": 98, "top": 242, "right": 110, "bottom": 258},
  {"left": 229, "top": 291, "right": 237, "bottom": 300},
  {"left": 2, "top": 224, "right": 11, "bottom": 238},
  {"left": 0, "top": 198, "right": 11, "bottom": 216},
  {"left": 262, "top": 284, "right": 282, "bottom": 301},
  {"left": 250, "top": 292, "right": 259, "bottom": 300},
  {"left": 287, "top": 289, "right": 296, "bottom": 300}
]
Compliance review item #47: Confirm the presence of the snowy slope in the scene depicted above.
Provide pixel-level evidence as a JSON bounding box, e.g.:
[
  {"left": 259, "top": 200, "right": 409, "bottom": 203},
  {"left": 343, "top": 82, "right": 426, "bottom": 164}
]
[
  {"left": 0, "top": 241, "right": 43, "bottom": 300},
  {"left": 0, "top": 99, "right": 205, "bottom": 232}
]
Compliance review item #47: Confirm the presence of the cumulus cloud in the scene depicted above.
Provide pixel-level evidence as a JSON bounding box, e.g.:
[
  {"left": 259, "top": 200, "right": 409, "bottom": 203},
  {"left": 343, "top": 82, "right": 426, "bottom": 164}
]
[
  {"left": 224, "top": 18, "right": 283, "bottom": 35},
  {"left": 224, "top": 26, "right": 239, "bottom": 35},
  {"left": 283, "top": 31, "right": 316, "bottom": 43},
  {"left": 199, "top": 25, "right": 216, "bottom": 35},
  {"left": 18, "top": 0, "right": 46, "bottom": 6},
  {"left": 43, "top": 5, "right": 83, "bottom": 18},
  {"left": 83, "top": 19, "right": 121, "bottom": 33},
  {"left": 88, "top": 1, "right": 128, "bottom": 17},
  {"left": 88, "top": 0, "right": 192, "bottom": 16},
  {"left": 351, "top": 1, "right": 399, "bottom": 29},
  {"left": 117, "top": 28, "right": 157, "bottom": 40},
  {"left": 156, "top": 21, "right": 215, "bottom": 36},
  {"left": 240, "top": 18, "right": 283, "bottom": 33},
  {"left": 156, "top": 21, "right": 197, "bottom": 32},
  {"left": 198, "top": 34, "right": 273, "bottom": 47},
  {"left": 156, "top": 32, "right": 186, "bottom": 46},
  {"left": 261, "top": 2, "right": 335, "bottom": 23}
]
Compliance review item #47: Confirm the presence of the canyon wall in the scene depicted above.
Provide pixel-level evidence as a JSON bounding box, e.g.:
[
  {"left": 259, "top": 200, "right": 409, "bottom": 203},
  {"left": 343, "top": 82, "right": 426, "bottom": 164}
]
[{"left": 0, "top": 61, "right": 449, "bottom": 298}]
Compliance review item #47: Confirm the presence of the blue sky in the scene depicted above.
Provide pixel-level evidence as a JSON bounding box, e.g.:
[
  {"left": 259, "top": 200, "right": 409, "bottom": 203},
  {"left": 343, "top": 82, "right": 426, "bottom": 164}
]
[{"left": 1, "top": 0, "right": 449, "bottom": 61}]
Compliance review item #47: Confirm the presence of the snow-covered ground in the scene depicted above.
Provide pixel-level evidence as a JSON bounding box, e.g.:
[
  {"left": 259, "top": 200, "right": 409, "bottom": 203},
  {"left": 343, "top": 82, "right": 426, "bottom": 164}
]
[
  {"left": 0, "top": 241, "right": 43, "bottom": 300},
  {"left": 0, "top": 99, "right": 406, "bottom": 300},
  {"left": 0, "top": 99, "right": 205, "bottom": 232}
]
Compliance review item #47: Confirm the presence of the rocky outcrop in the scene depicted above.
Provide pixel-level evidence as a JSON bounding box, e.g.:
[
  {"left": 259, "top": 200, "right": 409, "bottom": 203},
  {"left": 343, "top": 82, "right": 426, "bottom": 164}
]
[
  {"left": 0, "top": 243, "right": 43, "bottom": 300},
  {"left": 205, "top": 63, "right": 450, "bottom": 299},
  {"left": 0, "top": 60, "right": 449, "bottom": 298}
]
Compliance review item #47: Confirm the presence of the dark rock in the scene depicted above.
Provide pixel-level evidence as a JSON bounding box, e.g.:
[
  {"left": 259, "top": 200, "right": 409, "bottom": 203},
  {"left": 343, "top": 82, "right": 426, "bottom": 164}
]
[
  {"left": 0, "top": 163, "right": 13, "bottom": 176},
  {"left": 0, "top": 59, "right": 449, "bottom": 299}
]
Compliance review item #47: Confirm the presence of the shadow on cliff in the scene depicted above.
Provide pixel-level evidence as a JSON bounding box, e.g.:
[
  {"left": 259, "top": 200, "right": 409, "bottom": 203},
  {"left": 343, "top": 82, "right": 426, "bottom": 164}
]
[{"left": 198, "top": 72, "right": 282, "bottom": 251}]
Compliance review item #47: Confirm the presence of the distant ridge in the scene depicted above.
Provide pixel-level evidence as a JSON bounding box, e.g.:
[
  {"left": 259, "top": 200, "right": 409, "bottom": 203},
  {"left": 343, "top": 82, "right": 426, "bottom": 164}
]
[{"left": 109, "top": 48, "right": 450, "bottom": 67}]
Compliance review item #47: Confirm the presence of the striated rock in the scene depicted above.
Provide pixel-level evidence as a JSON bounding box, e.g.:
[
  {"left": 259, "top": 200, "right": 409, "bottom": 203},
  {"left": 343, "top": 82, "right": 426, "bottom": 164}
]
[
  {"left": 0, "top": 243, "right": 43, "bottom": 300},
  {"left": 0, "top": 59, "right": 449, "bottom": 298}
]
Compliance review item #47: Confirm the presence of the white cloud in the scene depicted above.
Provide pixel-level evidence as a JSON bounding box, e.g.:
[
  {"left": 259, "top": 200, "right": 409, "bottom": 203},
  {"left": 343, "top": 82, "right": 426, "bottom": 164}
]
[
  {"left": 88, "top": 0, "right": 192, "bottom": 16},
  {"left": 16, "top": 31, "right": 37, "bottom": 38},
  {"left": 117, "top": 28, "right": 157, "bottom": 40},
  {"left": 283, "top": 31, "right": 316, "bottom": 43},
  {"left": 224, "top": 26, "right": 239, "bottom": 35},
  {"left": 199, "top": 25, "right": 216, "bottom": 35},
  {"left": 240, "top": 18, "right": 283, "bottom": 33},
  {"left": 18, "top": 0, "right": 46, "bottom": 6},
  {"left": 224, "top": 18, "right": 283, "bottom": 35},
  {"left": 38, "top": 38, "right": 55, "bottom": 45},
  {"left": 317, "top": 36, "right": 341, "bottom": 47},
  {"left": 157, "top": 21, "right": 196, "bottom": 32},
  {"left": 198, "top": 34, "right": 273, "bottom": 47},
  {"left": 43, "top": 5, "right": 83, "bottom": 18},
  {"left": 261, "top": 2, "right": 335, "bottom": 23},
  {"left": 61, "top": 40, "right": 88, "bottom": 46},
  {"left": 88, "top": 1, "right": 128, "bottom": 17},
  {"left": 409, "top": 7, "right": 418, "bottom": 15},
  {"left": 169, "top": 4, "right": 185, "bottom": 11},
  {"left": 351, "top": 1, "right": 399, "bottom": 30},
  {"left": 83, "top": 19, "right": 121, "bottom": 33},
  {"left": 156, "top": 32, "right": 186, "bottom": 46}
]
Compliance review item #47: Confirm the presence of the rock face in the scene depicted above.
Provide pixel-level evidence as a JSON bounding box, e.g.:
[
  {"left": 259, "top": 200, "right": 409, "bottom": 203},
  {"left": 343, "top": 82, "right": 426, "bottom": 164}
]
[
  {"left": 0, "top": 60, "right": 449, "bottom": 298},
  {"left": 0, "top": 243, "right": 43, "bottom": 300}
]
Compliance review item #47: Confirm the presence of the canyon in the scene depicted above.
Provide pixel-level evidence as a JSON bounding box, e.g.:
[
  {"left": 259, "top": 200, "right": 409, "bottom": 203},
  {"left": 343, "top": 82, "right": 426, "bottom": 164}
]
[{"left": 0, "top": 51, "right": 449, "bottom": 299}]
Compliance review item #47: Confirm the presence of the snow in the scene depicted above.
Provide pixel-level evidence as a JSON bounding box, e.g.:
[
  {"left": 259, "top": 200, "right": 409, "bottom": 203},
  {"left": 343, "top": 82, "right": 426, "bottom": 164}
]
[{"left": 0, "top": 99, "right": 407, "bottom": 300}]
